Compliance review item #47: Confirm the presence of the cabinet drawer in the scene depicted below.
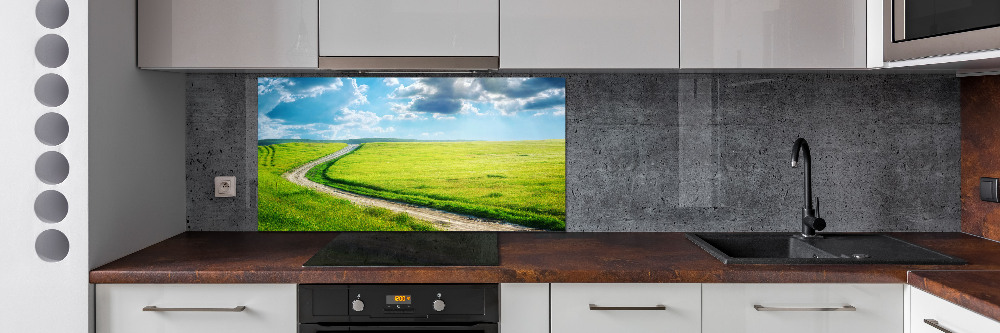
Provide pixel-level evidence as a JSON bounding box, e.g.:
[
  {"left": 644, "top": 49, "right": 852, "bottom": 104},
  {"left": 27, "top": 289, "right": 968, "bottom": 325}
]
[
  {"left": 911, "top": 288, "right": 1000, "bottom": 333},
  {"left": 96, "top": 284, "right": 296, "bottom": 333},
  {"left": 702, "top": 283, "right": 902, "bottom": 333},
  {"left": 550, "top": 283, "right": 700, "bottom": 333}
]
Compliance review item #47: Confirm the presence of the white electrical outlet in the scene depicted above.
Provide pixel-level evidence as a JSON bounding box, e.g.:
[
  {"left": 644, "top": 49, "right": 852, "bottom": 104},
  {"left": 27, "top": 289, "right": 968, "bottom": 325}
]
[{"left": 215, "top": 176, "right": 236, "bottom": 197}]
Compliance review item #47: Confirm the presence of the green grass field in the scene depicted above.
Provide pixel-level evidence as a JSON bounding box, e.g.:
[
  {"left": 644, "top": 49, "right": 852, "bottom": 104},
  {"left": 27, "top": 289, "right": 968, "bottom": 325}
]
[
  {"left": 257, "top": 142, "right": 437, "bottom": 231},
  {"left": 307, "top": 140, "right": 566, "bottom": 230}
]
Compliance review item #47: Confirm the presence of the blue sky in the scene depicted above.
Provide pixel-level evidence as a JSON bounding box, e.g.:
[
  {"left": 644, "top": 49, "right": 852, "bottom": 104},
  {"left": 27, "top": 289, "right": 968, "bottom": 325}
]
[{"left": 257, "top": 77, "right": 566, "bottom": 141}]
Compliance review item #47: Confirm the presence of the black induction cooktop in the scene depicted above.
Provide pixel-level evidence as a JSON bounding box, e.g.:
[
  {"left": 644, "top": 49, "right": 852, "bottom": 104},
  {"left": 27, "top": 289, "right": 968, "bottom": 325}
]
[{"left": 303, "top": 232, "right": 499, "bottom": 267}]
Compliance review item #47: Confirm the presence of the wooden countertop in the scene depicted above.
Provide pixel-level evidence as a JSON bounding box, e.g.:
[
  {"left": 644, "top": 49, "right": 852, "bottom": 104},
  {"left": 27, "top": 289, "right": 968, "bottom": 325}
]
[
  {"left": 91, "top": 231, "right": 1000, "bottom": 284},
  {"left": 90, "top": 232, "right": 1000, "bottom": 322},
  {"left": 908, "top": 270, "right": 1000, "bottom": 323}
]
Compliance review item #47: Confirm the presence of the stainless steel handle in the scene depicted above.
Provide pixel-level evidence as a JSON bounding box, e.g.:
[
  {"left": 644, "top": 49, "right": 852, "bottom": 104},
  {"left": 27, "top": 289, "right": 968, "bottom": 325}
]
[
  {"left": 143, "top": 306, "right": 246, "bottom": 312},
  {"left": 924, "top": 319, "right": 955, "bottom": 333},
  {"left": 589, "top": 304, "right": 666, "bottom": 311},
  {"left": 753, "top": 305, "right": 856, "bottom": 312}
]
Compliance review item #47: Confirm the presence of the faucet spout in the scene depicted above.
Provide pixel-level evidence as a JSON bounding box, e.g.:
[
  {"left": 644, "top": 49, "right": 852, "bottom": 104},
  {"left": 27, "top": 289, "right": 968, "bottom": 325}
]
[
  {"left": 791, "top": 138, "right": 812, "bottom": 210},
  {"left": 791, "top": 138, "right": 825, "bottom": 237}
]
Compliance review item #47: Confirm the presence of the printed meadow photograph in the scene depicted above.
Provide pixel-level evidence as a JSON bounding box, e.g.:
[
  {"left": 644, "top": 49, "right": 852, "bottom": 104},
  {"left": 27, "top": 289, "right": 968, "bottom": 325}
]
[{"left": 257, "top": 77, "right": 566, "bottom": 231}]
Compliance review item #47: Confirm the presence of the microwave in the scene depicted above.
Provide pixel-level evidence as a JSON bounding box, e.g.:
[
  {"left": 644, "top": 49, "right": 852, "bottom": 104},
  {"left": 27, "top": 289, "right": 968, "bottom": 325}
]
[{"left": 884, "top": 0, "right": 1000, "bottom": 62}]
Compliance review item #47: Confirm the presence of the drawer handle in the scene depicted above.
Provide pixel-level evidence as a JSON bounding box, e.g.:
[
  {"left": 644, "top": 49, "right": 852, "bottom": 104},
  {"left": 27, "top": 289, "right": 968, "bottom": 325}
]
[
  {"left": 924, "top": 319, "right": 955, "bottom": 333},
  {"left": 589, "top": 304, "right": 667, "bottom": 311},
  {"left": 753, "top": 305, "right": 856, "bottom": 312},
  {"left": 143, "top": 306, "right": 247, "bottom": 312}
]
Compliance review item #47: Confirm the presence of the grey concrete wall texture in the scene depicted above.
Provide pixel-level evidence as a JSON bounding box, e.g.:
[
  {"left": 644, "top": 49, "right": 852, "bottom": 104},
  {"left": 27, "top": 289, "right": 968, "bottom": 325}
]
[{"left": 186, "top": 73, "right": 961, "bottom": 232}]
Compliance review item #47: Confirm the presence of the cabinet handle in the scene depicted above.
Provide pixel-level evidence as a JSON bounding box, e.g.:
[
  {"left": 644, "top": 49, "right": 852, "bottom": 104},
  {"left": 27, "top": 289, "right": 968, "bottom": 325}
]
[
  {"left": 589, "top": 304, "right": 667, "bottom": 311},
  {"left": 143, "top": 306, "right": 247, "bottom": 312},
  {"left": 924, "top": 319, "right": 955, "bottom": 333},
  {"left": 753, "top": 305, "right": 856, "bottom": 312}
]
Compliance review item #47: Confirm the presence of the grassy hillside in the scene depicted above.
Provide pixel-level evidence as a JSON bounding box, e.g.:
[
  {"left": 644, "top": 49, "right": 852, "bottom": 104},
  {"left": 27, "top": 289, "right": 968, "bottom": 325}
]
[
  {"left": 257, "top": 142, "right": 437, "bottom": 231},
  {"left": 307, "top": 140, "right": 566, "bottom": 230}
]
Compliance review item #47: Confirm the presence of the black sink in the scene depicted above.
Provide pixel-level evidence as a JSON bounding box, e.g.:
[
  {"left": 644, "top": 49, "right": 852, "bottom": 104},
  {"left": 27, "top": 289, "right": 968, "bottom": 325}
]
[{"left": 686, "top": 233, "right": 966, "bottom": 265}]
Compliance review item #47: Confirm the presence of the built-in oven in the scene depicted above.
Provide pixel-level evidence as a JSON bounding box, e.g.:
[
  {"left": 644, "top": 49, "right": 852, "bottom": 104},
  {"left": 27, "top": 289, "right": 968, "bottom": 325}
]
[
  {"left": 884, "top": 0, "right": 1000, "bottom": 61},
  {"left": 299, "top": 284, "right": 498, "bottom": 333}
]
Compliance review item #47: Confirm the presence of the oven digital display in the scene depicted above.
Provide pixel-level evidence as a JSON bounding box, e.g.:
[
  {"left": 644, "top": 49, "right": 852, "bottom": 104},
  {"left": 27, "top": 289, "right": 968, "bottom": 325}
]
[{"left": 386, "top": 295, "right": 412, "bottom": 304}]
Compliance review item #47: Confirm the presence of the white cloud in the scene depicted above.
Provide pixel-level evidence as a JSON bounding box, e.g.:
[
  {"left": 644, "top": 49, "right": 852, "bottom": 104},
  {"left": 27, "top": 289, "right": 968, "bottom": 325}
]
[
  {"left": 349, "top": 79, "right": 369, "bottom": 105},
  {"left": 388, "top": 78, "right": 565, "bottom": 116},
  {"left": 335, "top": 109, "right": 394, "bottom": 134},
  {"left": 257, "top": 115, "right": 322, "bottom": 140},
  {"left": 382, "top": 112, "right": 422, "bottom": 121},
  {"left": 383, "top": 78, "right": 400, "bottom": 86},
  {"left": 460, "top": 101, "right": 486, "bottom": 116},
  {"left": 391, "top": 81, "right": 435, "bottom": 98},
  {"left": 433, "top": 113, "right": 456, "bottom": 120},
  {"left": 258, "top": 77, "right": 345, "bottom": 103}
]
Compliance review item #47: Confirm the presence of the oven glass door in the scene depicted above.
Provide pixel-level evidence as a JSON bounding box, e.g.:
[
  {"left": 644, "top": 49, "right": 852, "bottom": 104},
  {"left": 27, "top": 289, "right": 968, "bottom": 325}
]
[{"left": 900, "top": 0, "right": 1000, "bottom": 41}]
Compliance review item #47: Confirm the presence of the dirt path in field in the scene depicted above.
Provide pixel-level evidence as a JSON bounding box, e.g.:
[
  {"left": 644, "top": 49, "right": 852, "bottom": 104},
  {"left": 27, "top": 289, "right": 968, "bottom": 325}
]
[{"left": 283, "top": 144, "right": 536, "bottom": 231}]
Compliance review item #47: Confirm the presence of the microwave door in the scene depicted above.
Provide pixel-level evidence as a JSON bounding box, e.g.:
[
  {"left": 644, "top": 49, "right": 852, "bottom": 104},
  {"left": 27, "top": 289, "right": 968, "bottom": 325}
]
[
  {"left": 895, "top": 0, "right": 1000, "bottom": 42},
  {"left": 885, "top": 0, "right": 1000, "bottom": 61}
]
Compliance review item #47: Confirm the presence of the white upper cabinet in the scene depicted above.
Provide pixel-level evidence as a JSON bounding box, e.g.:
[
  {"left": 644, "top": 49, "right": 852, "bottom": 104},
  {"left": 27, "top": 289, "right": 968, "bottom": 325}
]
[
  {"left": 319, "top": 0, "right": 499, "bottom": 57},
  {"left": 681, "top": 0, "right": 875, "bottom": 68},
  {"left": 500, "top": 0, "right": 680, "bottom": 69},
  {"left": 138, "top": 0, "right": 318, "bottom": 69}
]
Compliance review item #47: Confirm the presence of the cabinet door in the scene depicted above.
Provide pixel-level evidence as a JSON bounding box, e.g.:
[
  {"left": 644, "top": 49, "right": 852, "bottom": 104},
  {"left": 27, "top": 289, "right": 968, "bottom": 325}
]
[
  {"left": 501, "top": 0, "right": 680, "bottom": 69},
  {"left": 500, "top": 284, "right": 549, "bottom": 333},
  {"left": 319, "top": 0, "right": 499, "bottom": 57},
  {"left": 911, "top": 287, "right": 1000, "bottom": 333},
  {"left": 681, "top": 0, "right": 868, "bottom": 68},
  {"left": 96, "top": 284, "right": 297, "bottom": 333},
  {"left": 550, "top": 283, "right": 700, "bottom": 333},
  {"left": 138, "top": 0, "right": 318, "bottom": 69},
  {"left": 702, "top": 283, "right": 903, "bottom": 333}
]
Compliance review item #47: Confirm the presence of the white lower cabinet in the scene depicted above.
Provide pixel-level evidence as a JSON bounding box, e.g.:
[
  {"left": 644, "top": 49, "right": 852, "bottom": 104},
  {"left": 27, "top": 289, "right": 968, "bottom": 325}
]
[
  {"left": 550, "top": 283, "right": 702, "bottom": 333},
  {"left": 702, "top": 283, "right": 903, "bottom": 333},
  {"left": 500, "top": 283, "right": 550, "bottom": 333},
  {"left": 98, "top": 282, "right": 1000, "bottom": 333},
  {"left": 910, "top": 287, "right": 1000, "bottom": 333},
  {"left": 95, "top": 284, "right": 297, "bottom": 333}
]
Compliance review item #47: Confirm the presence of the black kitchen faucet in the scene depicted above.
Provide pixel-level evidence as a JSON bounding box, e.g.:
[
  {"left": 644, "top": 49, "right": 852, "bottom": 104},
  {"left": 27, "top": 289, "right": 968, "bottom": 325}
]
[{"left": 791, "top": 138, "right": 826, "bottom": 238}]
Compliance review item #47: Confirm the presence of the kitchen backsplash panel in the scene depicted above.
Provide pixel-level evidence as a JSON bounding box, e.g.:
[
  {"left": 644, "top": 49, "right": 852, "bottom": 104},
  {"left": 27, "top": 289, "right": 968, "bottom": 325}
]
[
  {"left": 186, "top": 73, "right": 960, "bottom": 232},
  {"left": 960, "top": 75, "right": 1000, "bottom": 241}
]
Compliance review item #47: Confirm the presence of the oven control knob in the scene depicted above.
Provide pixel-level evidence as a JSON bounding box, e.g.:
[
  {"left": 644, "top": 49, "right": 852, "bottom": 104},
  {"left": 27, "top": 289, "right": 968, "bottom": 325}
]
[
  {"left": 432, "top": 299, "right": 446, "bottom": 312},
  {"left": 352, "top": 299, "right": 365, "bottom": 312}
]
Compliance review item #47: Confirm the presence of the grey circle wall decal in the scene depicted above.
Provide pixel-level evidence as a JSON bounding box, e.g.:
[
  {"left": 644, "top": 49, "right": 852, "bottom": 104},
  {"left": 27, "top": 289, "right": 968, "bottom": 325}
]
[
  {"left": 34, "top": 73, "right": 69, "bottom": 107},
  {"left": 35, "top": 151, "right": 69, "bottom": 185},
  {"left": 35, "top": 112, "right": 69, "bottom": 146},
  {"left": 35, "top": 34, "right": 69, "bottom": 68},
  {"left": 34, "top": 190, "right": 68, "bottom": 223},
  {"left": 36, "top": 0, "right": 69, "bottom": 29},
  {"left": 35, "top": 229, "right": 69, "bottom": 262}
]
